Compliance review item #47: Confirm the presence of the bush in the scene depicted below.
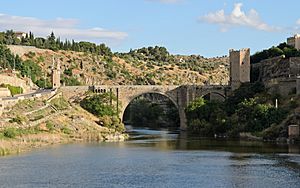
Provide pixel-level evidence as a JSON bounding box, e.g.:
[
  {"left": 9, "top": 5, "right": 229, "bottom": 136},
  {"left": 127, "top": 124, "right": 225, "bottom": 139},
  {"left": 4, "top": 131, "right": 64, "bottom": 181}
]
[
  {"left": 46, "top": 121, "right": 55, "bottom": 132},
  {"left": 50, "top": 97, "right": 69, "bottom": 110},
  {"left": 0, "top": 84, "right": 23, "bottom": 95},
  {"left": 61, "top": 126, "right": 71, "bottom": 134},
  {"left": 80, "top": 92, "right": 119, "bottom": 117},
  {"left": 25, "top": 51, "right": 36, "bottom": 58},
  {"left": 64, "top": 68, "right": 73, "bottom": 76},
  {"left": 3, "top": 128, "right": 17, "bottom": 138},
  {"left": 8, "top": 116, "right": 24, "bottom": 124},
  {"left": 8, "top": 85, "right": 23, "bottom": 95},
  {"left": 98, "top": 115, "right": 125, "bottom": 132},
  {"left": 61, "top": 76, "right": 81, "bottom": 86},
  {"left": 35, "top": 78, "right": 52, "bottom": 89}
]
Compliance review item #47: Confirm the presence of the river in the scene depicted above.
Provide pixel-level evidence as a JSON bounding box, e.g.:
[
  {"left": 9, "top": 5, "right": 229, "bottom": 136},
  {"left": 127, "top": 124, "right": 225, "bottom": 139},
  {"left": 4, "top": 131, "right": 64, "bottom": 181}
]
[{"left": 0, "top": 127, "right": 299, "bottom": 188}]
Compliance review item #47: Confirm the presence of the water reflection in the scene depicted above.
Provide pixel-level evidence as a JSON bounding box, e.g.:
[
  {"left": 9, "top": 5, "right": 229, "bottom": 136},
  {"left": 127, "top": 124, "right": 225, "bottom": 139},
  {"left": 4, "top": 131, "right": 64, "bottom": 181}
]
[
  {"left": 127, "top": 127, "right": 300, "bottom": 154},
  {"left": 0, "top": 127, "right": 299, "bottom": 188}
]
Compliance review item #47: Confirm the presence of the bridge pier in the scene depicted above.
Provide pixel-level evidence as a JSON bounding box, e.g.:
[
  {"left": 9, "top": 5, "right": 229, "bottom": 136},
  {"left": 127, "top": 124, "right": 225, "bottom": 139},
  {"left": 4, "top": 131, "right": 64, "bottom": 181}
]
[{"left": 179, "top": 108, "right": 187, "bottom": 130}]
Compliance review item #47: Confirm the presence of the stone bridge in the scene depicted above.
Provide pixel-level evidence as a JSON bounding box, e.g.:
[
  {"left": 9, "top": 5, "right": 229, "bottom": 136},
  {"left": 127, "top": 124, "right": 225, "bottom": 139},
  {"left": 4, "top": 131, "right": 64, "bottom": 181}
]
[{"left": 60, "top": 85, "right": 229, "bottom": 130}]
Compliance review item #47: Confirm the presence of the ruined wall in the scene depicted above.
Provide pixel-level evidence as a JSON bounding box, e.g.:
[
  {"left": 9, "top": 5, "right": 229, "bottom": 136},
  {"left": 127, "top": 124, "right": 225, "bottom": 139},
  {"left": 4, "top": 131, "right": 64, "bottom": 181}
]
[
  {"left": 252, "top": 56, "right": 300, "bottom": 83},
  {"left": 267, "top": 79, "right": 297, "bottom": 96},
  {"left": 0, "top": 74, "right": 33, "bottom": 93},
  {"left": 0, "top": 88, "right": 11, "bottom": 97},
  {"left": 251, "top": 56, "right": 300, "bottom": 96}
]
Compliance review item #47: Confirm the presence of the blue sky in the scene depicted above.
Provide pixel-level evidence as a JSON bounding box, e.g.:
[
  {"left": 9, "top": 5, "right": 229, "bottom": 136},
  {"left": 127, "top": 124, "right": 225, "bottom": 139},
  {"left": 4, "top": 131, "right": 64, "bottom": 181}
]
[{"left": 0, "top": 0, "right": 300, "bottom": 57}]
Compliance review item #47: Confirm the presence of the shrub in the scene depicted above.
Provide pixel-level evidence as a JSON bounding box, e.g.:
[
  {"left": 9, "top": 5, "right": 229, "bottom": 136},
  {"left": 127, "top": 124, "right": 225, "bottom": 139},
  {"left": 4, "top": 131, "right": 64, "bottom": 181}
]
[
  {"left": 9, "top": 116, "right": 24, "bottom": 124},
  {"left": 46, "top": 121, "right": 55, "bottom": 132},
  {"left": 64, "top": 68, "right": 73, "bottom": 76},
  {"left": 25, "top": 51, "right": 36, "bottom": 58},
  {"left": 7, "top": 85, "right": 23, "bottom": 95},
  {"left": 61, "top": 126, "right": 71, "bottom": 134},
  {"left": 98, "top": 115, "right": 125, "bottom": 132},
  {"left": 1, "top": 84, "right": 23, "bottom": 95},
  {"left": 62, "top": 76, "right": 81, "bottom": 86},
  {"left": 3, "top": 128, "right": 17, "bottom": 138},
  {"left": 80, "top": 92, "right": 119, "bottom": 117},
  {"left": 51, "top": 97, "right": 69, "bottom": 110}
]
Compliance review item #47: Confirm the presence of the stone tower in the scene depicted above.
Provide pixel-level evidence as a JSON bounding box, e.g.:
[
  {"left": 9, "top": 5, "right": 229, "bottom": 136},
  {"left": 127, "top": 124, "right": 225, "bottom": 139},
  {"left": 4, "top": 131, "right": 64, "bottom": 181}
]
[
  {"left": 51, "top": 57, "right": 61, "bottom": 89},
  {"left": 229, "top": 48, "right": 250, "bottom": 90}
]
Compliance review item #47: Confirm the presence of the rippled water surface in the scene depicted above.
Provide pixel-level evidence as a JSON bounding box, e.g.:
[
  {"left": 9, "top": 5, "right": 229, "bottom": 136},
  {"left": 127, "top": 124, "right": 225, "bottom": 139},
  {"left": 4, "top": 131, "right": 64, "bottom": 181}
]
[{"left": 0, "top": 128, "right": 299, "bottom": 188}]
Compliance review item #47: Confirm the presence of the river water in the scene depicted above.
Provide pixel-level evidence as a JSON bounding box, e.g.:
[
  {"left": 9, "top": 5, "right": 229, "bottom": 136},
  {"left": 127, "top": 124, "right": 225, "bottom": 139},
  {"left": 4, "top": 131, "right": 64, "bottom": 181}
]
[{"left": 0, "top": 128, "right": 299, "bottom": 188}]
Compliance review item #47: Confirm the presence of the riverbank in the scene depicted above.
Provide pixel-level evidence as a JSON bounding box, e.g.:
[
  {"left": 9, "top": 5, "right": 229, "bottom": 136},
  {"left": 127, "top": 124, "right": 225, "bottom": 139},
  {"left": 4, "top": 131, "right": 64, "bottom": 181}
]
[{"left": 0, "top": 96, "right": 128, "bottom": 156}]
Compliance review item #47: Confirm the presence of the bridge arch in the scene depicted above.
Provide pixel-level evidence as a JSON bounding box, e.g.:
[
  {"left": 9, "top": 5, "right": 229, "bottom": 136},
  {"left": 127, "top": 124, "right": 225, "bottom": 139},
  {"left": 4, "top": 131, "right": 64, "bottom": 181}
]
[
  {"left": 201, "top": 91, "right": 226, "bottom": 102},
  {"left": 120, "top": 91, "right": 182, "bottom": 128}
]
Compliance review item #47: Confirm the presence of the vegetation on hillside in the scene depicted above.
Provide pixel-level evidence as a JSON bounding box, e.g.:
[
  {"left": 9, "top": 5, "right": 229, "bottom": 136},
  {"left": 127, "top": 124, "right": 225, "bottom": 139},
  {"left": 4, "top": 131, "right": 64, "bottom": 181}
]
[
  {"left": 0, "top": 31, "right": 228, "bottom": 87},
  {"left": 185, "top": 82, "right": 296, "bottom": 140},
  {"left": 251, "top": 42, "right": 300, "bottom": 64},
  {"left": 0, "top": 30, "right": 112, "bottom": 56},
  {"left": 118, "top": 46, "right": 227, "bottom": 77},
  {"left": 0, "top": 83, "right": 23, "bottom": 95},
  {"left": 80, "top": 92, "right": 125, "bottom": 132},
  {"left": 0, "top": 44, "right": 47, "bottom": 86}
]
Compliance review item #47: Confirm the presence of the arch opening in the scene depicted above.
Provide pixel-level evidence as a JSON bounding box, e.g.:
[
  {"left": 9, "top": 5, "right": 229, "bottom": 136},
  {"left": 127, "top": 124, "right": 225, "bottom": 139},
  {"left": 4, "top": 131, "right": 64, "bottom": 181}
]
[
  {"left": 202, "top": 92, "right": 226, "bottom": 102},
  {"left": 122, "top": 92, "right": 180, "bottom": 129}
]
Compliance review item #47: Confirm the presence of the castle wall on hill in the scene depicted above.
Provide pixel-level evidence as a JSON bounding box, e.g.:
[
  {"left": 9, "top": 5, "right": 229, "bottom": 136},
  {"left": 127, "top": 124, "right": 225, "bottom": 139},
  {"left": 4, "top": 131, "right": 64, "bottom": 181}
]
[
  {"left": 251, "top": 56, "right": 300, "bottom": 96},
  {"left": 252, "top": 56, "right": 300, "bottom": 82}
]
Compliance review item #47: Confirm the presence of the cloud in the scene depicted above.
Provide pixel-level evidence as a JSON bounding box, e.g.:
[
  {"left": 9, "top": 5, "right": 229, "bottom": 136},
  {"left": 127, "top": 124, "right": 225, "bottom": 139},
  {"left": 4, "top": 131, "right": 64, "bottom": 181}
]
[
  {"left": 146, "top": 0, "right": 183, "bottom": 4},
  {"left": 199, "top": 3, "right": 280, "bottom": 32},
  {"left": 0, "top": 13, "right": 128, "bottom": 43},
  {"left": 297, "top": 19, "right": 300, "bottom": 25}
]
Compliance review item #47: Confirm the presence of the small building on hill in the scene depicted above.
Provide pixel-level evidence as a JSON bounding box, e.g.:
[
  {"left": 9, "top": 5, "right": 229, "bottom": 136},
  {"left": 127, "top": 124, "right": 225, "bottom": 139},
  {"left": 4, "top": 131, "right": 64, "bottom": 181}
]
[
  {"left": 287, "top": 34, "right": 300, "bottom": 50},
  {"left": 14, "top": 32, "right": 27, "bottom": 40}
]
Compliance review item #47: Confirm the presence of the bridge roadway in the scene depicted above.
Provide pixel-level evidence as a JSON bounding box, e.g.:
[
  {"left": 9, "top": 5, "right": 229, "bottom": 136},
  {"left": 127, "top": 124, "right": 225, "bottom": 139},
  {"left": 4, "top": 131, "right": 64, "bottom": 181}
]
[{"left": 1, "top": 88, "right": 56, "bottom": 101}]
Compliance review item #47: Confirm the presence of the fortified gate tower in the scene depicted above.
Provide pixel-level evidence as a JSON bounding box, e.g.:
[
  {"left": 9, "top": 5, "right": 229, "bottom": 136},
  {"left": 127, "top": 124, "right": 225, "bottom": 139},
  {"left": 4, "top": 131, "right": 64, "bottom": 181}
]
[{"left": 229, "top": 48, "right": 250, "bottom": 90}]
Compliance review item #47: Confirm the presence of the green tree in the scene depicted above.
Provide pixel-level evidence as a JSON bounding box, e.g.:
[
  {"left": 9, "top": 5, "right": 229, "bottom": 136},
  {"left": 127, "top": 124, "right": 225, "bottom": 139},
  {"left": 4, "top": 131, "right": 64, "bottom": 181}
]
[
  {"left": 186, "top": 97, "right": 228, "bottom": 135},
  {"left": 80, "top": 92, "right": 119, "bottom": 117},
  {"left": 236, "top": 98, "right": 287, "bottom": 132},
  {"left": 128, "top": 98, "right": 164, "bottom": 128}
]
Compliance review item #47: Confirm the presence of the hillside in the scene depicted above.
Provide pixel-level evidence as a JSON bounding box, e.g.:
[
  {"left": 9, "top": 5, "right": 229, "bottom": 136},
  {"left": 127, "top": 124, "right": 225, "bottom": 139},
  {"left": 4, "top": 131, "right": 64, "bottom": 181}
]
[{"left": 7, "top": 45, "right": 229, "bottom": 86}]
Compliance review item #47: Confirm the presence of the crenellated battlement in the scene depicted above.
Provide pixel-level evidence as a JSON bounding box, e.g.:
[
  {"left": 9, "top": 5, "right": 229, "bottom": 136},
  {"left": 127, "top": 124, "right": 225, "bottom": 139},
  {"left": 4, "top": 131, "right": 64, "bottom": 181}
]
[{"left": 229, "top": 48, "right": 250, "bottom": 53}]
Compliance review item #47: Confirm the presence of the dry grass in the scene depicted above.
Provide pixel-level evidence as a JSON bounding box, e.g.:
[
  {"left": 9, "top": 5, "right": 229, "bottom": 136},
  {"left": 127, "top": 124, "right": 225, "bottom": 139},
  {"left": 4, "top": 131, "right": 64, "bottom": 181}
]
[{"left": 0, "top": 97, "right": 127, "bottom": 156}]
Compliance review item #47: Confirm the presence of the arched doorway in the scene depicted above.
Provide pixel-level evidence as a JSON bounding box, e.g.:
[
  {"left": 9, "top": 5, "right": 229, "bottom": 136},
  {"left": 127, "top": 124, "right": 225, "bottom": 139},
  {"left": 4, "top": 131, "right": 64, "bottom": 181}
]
[{"left": 122, "top": 92, "right": 180, "bottom": 129}]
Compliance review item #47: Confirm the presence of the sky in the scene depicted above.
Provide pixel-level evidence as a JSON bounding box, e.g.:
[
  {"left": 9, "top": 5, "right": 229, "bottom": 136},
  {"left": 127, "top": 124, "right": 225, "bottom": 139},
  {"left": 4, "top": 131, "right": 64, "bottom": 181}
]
[{"left": 0, "top": 0, "right": 300, "bottom": 57}]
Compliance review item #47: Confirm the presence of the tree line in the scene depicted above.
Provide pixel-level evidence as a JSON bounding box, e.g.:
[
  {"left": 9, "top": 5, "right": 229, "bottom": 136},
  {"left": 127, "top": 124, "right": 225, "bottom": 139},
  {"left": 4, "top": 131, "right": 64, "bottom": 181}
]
[
  {"left": 0, "top": 30, "right": 112, "bottom": 56},
  {"left": 251, "top": 42, "right": 300, "bottom": 64}
]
